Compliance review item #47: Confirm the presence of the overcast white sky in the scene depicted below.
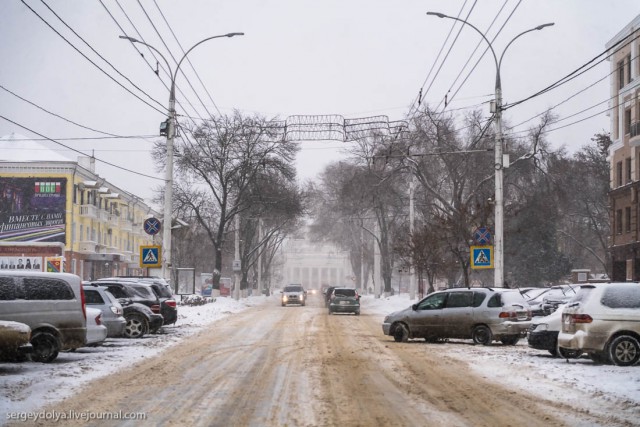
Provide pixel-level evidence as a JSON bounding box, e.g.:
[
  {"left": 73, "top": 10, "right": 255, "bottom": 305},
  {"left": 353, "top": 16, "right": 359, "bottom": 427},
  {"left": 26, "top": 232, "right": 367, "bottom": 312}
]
[{"left": 1, "top": 0, "right": 639, "bottom": 205}]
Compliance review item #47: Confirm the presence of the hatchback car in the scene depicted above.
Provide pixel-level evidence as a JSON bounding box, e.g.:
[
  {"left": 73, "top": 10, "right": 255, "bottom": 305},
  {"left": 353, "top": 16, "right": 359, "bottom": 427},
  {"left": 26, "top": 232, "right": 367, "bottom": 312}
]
[
  {"left": 382, "top": 287, "right": 531, "bottom": 345},
  {"left": 558, "top": 283, "right": 640, "bottom": 366},
  {"left": 328, "top": 287, "right": 360, "bottom": 315},
  {"left": 83, "top": 285, "right": 126, "bottom": 337}
]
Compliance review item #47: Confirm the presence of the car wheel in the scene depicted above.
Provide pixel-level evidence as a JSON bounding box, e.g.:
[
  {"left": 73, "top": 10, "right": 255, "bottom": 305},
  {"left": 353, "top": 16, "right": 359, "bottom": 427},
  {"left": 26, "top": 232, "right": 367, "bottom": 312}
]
[
  {"left": 588, "top": 351, "right": 609, "bottom": 364},
  {"left": 500, "top": 335, "right": 520, "bottom": 346},
  {"left": 124, "top": 314, "right": 149, "bottom": 339},
  {"left": 30, "top": 332, "right": 60, "bottom": 363},
  {"left": 355, "top": 311, "right": 360, "bottom": 316},
  {"left": 608, "top": 335, "right": 640, "bottom": 367},
  {"left": 393, "top": 323, "right": 409, "bottom": 343},
  {"left": 472, "top": 325, "right": 493, "bottom": 346}
]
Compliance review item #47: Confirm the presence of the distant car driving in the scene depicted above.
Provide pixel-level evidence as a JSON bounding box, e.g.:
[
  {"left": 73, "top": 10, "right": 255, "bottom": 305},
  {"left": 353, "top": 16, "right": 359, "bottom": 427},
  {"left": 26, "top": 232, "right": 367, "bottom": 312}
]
[{"left": 281, "top": 284, "right": 306, "bottom": 306}]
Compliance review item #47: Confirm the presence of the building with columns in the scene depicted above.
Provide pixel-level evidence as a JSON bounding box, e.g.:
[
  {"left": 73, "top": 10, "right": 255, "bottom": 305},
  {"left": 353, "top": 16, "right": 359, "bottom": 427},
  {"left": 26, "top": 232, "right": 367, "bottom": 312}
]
[{"left": 608, "top": 14, "right": 640, "bottom": 281}]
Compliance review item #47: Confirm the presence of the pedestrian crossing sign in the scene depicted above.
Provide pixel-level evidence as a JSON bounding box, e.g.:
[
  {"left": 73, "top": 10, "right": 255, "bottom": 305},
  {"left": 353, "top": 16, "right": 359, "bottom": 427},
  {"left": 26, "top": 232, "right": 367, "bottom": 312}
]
[
  {"left": 140, "top": 245, "right": 162, "bottom": 268},
  {"left": 470, "top": 245, "right": 493, "bottom": 269}
]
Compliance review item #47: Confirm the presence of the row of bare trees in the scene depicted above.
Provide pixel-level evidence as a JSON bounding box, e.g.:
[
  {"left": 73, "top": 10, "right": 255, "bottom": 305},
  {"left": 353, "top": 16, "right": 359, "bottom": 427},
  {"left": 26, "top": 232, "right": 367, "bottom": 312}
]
[
  {"left": 153, "top": 111, "right": 306, "bottom": 291},
  {"left": 308, "top": 108, "right": 610, "bottom": 293}
]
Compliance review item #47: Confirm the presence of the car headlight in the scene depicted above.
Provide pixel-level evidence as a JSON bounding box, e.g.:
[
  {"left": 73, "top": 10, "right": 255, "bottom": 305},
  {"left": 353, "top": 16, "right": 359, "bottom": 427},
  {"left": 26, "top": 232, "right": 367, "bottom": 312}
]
[{"left": 283, "top": 296, "right": 288, "bottom": 302}]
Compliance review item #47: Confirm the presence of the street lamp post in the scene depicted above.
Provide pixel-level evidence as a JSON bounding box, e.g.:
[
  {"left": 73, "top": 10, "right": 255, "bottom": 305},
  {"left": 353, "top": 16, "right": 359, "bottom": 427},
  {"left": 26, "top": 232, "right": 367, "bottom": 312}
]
[
  {"left": 120, "top": 32, "right": 244, "bottom": 281},
  {"left": 426, "top": 12, "right": 552, "bottom": 287}
]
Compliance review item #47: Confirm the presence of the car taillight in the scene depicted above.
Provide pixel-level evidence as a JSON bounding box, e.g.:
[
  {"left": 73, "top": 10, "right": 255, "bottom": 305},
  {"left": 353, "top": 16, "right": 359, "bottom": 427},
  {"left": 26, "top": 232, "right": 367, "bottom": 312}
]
[
  {"left": 571, "top": 314, "right": 593, "bottom": 324},
  {"left": 95, "top": 313, "right": 102, "bottom": 325},
  {"left": 80, "top": 286, "right": 87, "bottom": 320},
  {"left": 499, "top": 311, "right": 517, "bottom": 319},
  {"left": 165, "top": 299, "right": 177, "bottom": 308},
  {"left": 151, "top": 304, "right": 161, "bottom": 313}
]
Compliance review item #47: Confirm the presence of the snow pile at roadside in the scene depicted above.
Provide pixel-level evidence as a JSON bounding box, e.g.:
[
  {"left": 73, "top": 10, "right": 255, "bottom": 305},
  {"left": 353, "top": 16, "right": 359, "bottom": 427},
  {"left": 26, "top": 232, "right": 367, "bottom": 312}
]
[
  {"left": 0, "top": 296, "right": 262, "bottom": 417},
  {"left": 360, "top": 294, "right": 640, "bottom": 424}
]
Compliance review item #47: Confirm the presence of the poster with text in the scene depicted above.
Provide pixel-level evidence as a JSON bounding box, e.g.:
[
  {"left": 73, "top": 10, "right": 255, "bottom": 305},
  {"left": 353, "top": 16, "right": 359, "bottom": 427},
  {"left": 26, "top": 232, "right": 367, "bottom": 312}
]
[{"left": 0, "top": 178, "right": 67, "bottom": 243}]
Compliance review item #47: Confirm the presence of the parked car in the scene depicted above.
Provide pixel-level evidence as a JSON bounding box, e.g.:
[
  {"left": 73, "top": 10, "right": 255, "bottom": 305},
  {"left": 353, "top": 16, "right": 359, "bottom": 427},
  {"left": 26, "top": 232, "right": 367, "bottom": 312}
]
[
  {"left": 85, "top": 307, "right": 108, "bottom": 346},
  {"left": 0, "top": 320, "right": 32, "bottom": 361},
  {"left": 328, "top": 287, "right": 360, "bottom": 315},
  {"left": 91, "top": 281, "right": 163, "bottom": 338},
  {"left": 528, "top": 304, "right": 582, "bottom": 358},
  {"left": 382, "top": 287, "right": 531, "bottom": 345},
  {"left": 83, "top": 285, "right": 126, "bottom": 337},
  {"left": 527, "top": 285, "right": 577, "bottom": 317},
  {"left": 281, "top": 284, "right": 306, "bottom": 306},
  {"left": 558, "top": 283, "right": 640, "bottom": 366},
  {"left": 93, "top": 280, "right": 164, "bottom": 331},
  {"left": 97, "top": 277, "right": 177, "bottom": 325},
  {"left": 0, "top": 272, "right": 86, "bottom": 362}
]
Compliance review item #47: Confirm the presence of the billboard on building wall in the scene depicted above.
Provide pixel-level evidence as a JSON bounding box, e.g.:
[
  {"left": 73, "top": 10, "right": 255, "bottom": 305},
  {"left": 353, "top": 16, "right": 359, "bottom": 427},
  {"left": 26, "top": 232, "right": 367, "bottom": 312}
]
[{"left": 0, "top": 177, "right": 67, "bottom": 243}]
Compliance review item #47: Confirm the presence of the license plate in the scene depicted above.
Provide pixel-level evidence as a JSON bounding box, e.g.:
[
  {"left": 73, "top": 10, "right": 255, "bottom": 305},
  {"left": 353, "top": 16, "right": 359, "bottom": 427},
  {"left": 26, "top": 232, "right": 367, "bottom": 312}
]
[{"left": 340, "top": 301, "right": 349, "bottom": 305}]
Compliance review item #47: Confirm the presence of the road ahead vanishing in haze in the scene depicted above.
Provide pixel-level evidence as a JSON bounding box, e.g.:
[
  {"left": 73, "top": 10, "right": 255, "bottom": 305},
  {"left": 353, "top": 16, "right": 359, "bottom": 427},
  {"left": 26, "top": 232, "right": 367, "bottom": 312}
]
[{"left": 14, "top": 294, "right": 630, "bottom": 427}]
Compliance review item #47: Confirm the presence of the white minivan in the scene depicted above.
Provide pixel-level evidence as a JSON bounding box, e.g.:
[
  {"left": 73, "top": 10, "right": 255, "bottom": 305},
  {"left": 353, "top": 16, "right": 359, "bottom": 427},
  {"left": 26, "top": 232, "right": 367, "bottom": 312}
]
[{"left": 0, "top": 271, "right": 86, "bottom": 362}]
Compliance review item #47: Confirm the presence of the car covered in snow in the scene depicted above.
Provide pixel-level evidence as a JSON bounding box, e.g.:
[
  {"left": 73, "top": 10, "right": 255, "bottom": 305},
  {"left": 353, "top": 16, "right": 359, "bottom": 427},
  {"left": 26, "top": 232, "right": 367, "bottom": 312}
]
[
  {"left": 0, "top": 320, "right": 32, "bottom": 361},
  {"left": 558, "top": 282, "right": 640, "bottom": 366},
  {"left": 383, "top": 287, "right": 531, "bottom": 345},
  {"left": 85, "top": 307, "right": 108, "bottom": 346},
  {"left": 0, "top": 272, "right": 87, "bottom": 363}
]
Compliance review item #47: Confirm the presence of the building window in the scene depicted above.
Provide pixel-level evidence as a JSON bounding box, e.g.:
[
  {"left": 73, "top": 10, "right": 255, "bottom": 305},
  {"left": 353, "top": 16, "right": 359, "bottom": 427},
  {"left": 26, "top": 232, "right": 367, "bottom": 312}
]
[
  {"left": 619, "top": 60, "right": 625, "bottom": 89},
  {"left": 627, "top": 157, "right": 633, "bottom": 183},
  {"left": 626, "top": 109, "right": 632, "bottom": 135},
  {"left": 617, "top": 209, "right": 623, "bottom": 234},
  {"left": 627, "top": 55, "right": 632, "bottom": 84},
  {"left": 626, "top": 207, "right": 632, "bottom": 233},
  {"left": 617, "top": 161, "right": 623, "bottom": 187}
]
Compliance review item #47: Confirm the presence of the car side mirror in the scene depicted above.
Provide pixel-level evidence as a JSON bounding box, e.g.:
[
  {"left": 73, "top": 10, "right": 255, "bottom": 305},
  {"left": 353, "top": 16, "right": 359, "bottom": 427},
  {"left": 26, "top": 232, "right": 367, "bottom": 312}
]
[{"left": 412, "top": 304, "right": 418, "bottom": 311}]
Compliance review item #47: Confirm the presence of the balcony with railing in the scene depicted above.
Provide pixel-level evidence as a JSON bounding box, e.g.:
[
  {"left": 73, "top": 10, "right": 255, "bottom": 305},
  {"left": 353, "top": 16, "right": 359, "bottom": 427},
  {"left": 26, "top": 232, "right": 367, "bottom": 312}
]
[
  {"left": 119, "top": 218, "right": 133, "bottom": 232},
  {"left": 79, "top": 205, "right": 98, "bottom": 219},
  {"left": 78, "top": 240, "right": 98, "bottom": 252}
]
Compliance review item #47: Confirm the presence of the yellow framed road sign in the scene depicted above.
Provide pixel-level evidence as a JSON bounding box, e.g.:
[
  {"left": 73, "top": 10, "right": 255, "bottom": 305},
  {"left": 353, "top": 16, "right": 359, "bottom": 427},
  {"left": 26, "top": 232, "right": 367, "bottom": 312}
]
[
  {"left": 140, "top": 245, "right": 162, "bottom": 268},
  {"left": 470, "top": 245, "right": 493, "bottom": 269}
]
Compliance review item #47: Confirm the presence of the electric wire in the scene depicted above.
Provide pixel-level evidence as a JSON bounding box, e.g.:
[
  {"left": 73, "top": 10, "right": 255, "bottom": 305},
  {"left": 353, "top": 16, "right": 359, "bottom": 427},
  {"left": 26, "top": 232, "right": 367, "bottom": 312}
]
[
  {"left": 113, "top": 0, "right": 204, "bottom": 122},
  {"left": 136, "top": 0, "right": 213, "bottom": 121},
  {"left": 39, "top": 0, "right": 167, "bottom": 113},
  {"left": 0, "top": 84, "right": 122, "bottom": 137},
  {"left": 406, "top": 0, "right": 471, "bottom": 118},
  {"left": 0, "top": 114, "right": 164, "bottom": 181},
  {"left": 152, "top": 0, "right": 223, "bottom": 117},
  {"left": 434, "top": 0, "right": 521, "bottom": 114},
  {"left": 20, "top": 0, "right": 166, "bottom": 116}
]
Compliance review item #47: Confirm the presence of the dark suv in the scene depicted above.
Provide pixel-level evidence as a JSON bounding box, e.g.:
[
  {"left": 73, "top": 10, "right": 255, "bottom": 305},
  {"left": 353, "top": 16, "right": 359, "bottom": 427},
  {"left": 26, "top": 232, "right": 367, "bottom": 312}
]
[
  {"left": 92, "top": 280, "right": 164, "bottom": 332},
  {"left": 97, "top": 278, "right": 178, "bottom": 326}
]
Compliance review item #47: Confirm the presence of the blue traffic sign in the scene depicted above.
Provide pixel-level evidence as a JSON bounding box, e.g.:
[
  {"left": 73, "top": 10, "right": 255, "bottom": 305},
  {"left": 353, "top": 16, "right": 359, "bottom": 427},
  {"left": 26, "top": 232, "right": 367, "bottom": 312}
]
[
  {"left": 140, "top": 245, "right": 162, "bottom": 268},
  {"left": 144, "top": 217, "right": 161, "bottom": 236},
  {"left": 473, "top": 227, "right": 492, "bottom": 245},
  {"left": 470, "top": 245, "right": 493, "bottom": 269}
]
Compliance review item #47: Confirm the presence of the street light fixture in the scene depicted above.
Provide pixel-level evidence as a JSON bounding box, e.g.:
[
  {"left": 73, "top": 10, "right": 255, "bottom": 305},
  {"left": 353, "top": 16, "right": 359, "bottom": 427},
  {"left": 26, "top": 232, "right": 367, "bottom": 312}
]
[
  {"left": 426, "top": 12, "right": 553, "bottom": 287},
  {"left": 120, "top": 32, "right": 244, "bottom": 281}
]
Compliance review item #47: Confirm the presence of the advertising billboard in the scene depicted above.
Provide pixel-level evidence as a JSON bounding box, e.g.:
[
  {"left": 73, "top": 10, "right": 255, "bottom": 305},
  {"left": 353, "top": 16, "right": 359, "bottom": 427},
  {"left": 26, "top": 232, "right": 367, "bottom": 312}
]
[{"left": 0, "top": 178, "right": 67, "bottom": 243}]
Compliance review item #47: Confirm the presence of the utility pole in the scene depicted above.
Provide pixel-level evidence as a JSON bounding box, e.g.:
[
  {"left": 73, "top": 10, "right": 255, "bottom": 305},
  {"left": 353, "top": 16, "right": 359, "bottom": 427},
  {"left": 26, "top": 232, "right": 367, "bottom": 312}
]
[
  {"left": 409, "top": 180, "right": 416, "bottom": 300},
  {"left": 234, "top": 214, "right": 240, "bottom": 300},
  {"left": 374, "top": 221, "right": 381, "bottom": 299},
  {"left": 257, "top": 217, "right": 263, "bottom": 296}
]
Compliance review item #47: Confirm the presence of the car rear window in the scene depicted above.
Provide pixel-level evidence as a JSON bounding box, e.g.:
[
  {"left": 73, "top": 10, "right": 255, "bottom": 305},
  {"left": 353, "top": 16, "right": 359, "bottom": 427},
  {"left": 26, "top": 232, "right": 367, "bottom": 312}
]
[
  {"left": 129, "top": 285, "right": 157, "bottom": 300},
  {"left": 150, "top": 283, "right": 173, "bottom": 298},
  {"left": 334, "top": 289, "right": 356, "bottom": 297},
  {"left": 500, "top": 291, "right": 526, "bottom": 304},
  {"left": 601, "top": 285, "right": 640, "bottom": 309},
  {"left": 84, "top": 289, "right": 105, "bottom": 304}
]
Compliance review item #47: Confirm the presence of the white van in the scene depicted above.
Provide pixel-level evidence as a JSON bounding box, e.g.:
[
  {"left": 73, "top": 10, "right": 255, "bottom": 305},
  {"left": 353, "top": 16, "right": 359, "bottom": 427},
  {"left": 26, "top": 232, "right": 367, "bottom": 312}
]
[{"left": 0, "top": 271, "right": 86, "bottom": 362}]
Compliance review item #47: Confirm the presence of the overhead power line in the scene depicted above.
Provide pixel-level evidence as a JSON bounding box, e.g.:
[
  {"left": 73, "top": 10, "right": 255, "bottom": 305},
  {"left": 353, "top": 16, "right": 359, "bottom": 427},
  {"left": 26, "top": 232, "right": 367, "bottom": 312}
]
[
  {"left": 0, "top": 114, "right": 164, "bottom": 181},
  {"left": 20, "top": 0, "right": 167, "bottom": 116}
]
